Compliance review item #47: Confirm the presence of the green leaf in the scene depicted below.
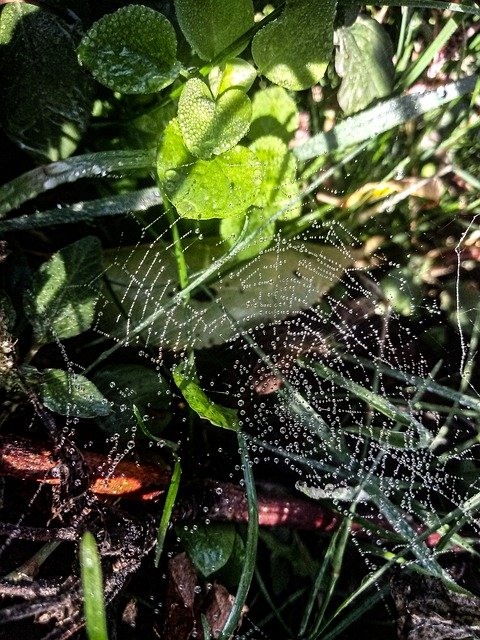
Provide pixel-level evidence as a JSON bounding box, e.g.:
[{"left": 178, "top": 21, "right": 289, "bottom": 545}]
[
  {"left": 175, "top": 0, "right": 254, "bottom": 61},
  {"left": 178, "top": 78, "right": 252, "bottom": 159},
  {"left": 220, "top": 207, "right": 275, "bottom": 262},
  {"left": 176, "top": 522, "right": 236, "bottom": 577},
  {"left": 101, "top": 240, "right": 356, "bottom": 349},
  {"left": 25, "top": 236, "right": 103, "bottom": 345},
  {"left": 78, "top": 5, "right": 181, "bottom": 94},
  {"left": 209, "top": 58, "right": 257, "bottom": 97},
  {"left": 41, "top": 369, "right": 110, "bottom": 418},
  {"left": 79, "top": 532, "right": 108, "bottom": 640},
  {"left": 173, "top": 361, "right": 239, "bottom": 430},
  {"left": 249, "top": 135, "right": 300, "bottom": 218},
  {"left": 157, "top": 118, "right": 262, "bottom": 219},
  {"left": 251, "top": 0, "right": 337, "bottom": 90},
  {"left": 248, "top": 86, "right": 299, "bottom": 143},
  {"left": 335, "top": 16, "right": 395, "bottom": 115},
  {"left": 0, "top": 4, "right": 94, "bottom": 162}
]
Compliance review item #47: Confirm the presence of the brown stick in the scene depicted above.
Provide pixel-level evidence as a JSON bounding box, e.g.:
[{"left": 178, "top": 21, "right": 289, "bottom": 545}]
[{"left": 0, "top": 435, "right": 455, "bottom": 547}]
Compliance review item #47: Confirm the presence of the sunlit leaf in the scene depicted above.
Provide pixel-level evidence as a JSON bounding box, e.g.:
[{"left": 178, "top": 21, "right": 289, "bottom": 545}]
[
  {"left": 178, "top": 78, "right": 252, "bottom": 159},
  {"left": 79, "top": 532, "right": 108, "bottom": 640},
  {"left": 248, "top": 86, "right": 299, "bottom": 143},
  {"left": 41, "top": 369, "right": 110, "bottom": 418},
  {"left": 0, "top": 4, "right": 94, "bottom": 161},
  {"left": 173, "top": 361, "right": 239, "bottom": 430},
  {"left": 209, "top": 58, "right": 257, "bottom": 98},
  {"left": 157, "top": 118, "right": 262, "bottom": 219},
  {"left": 25, "top": 236, "right": 103, "bottom": 344},
  {"left": 335, "top": 16, "right": 395, "bottom": 115},
  {"left": 175, "top": 0, "right": 254, "bottom": 60},
  {"left": 249, "top": 135, "right": 300, "bottom": 218},
  {"left": 252, "top": 0, "right": 337, "bottom": 90},
  {"left": 78, "top": 5, "right": 180, "bottom": 94}
]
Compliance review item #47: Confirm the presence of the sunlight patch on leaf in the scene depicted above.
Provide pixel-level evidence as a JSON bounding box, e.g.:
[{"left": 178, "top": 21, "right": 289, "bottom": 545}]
[
  {"left": 78, "top": 5, "right": 180, "bottom": 94},
  {"left": 25, "top": 236, "right": 103, "bottom": 345},
  {"left": 248, "top": 86, "right": 299, "bottom": 143},
  {"left": 251, "top": 0, "right": 337, "bottom": 90}
]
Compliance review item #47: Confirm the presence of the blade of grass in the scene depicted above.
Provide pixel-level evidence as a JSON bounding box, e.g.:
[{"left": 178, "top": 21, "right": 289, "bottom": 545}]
[
  {"left": 218, "top": 432, "right": 258, "bottom": 640},
  {"left": 0, "top": 149, "right": 155, "bottom": 218},
  {"left": 398, "top": 16, "right": 463, "bottom": 89},
  {"left": 79, "top": 531, "right": 109, "bottom": 640},
  {"left": 294, "top": 75, "right": 477, "bottom": 161},
  {"left": 299, "top": 517, "right": 351, "bottom": 637},
  {"left": 154, "top": 455, "right": 182, "bottom": 567},
  {"left": 344, "top": 0, "right": 480, "bottom": 16},
  {"left": 0, "top": 188, "right": 161, "bottom": 233}
]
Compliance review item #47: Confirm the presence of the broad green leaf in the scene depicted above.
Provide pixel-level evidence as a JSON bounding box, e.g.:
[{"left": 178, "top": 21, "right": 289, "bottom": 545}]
[
  {"left": 0, "top": 4, "right": 94, "bottom": 161},
  {"left": 157, "top": 118, "right": 262, "bottom": 219},
  {"left": 79, "top": 532, "right": 108, "bottom": 640},
  {"left": 101, "top": 239, "right": 356, "bottom": 349},
  {"left": 251, "top": 0, "right": 337, "bottom": 90},
  {"left": 41, "top": 369, "right": 110, "bottom": 418},
  {"left": 248, "top": 86, "right": 299, "bottom": 143},
  {"left": 176, "top": 522, "right": 236, "bottom": 577},
  {"left": 78, "top": 6, "right": 180, "bottom": 94},
  {"left": 249, "top": 135, "right": 300, "bottom": 218},
  {"left": 209, "top": 58, "right": 257, "bottom": 97},
  {"left": 25, "top": 236, "right": 103, "bottom": 344},
  {"left": 173, "top": 361, "right": 239, "bottom": 430},
  {"left": 335, "top": 16, "right": 395, "bottom": 115},
  {"left": 178, "top": 78, "right": 252, "bottom": 159},
  {"left": 175, "top": 0, "right": 254, "bottom": 61}
]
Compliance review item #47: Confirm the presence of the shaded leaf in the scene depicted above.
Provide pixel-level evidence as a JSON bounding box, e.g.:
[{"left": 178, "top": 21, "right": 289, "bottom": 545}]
[
  {"left": 100, "top": 238, "right": 356, "bottom": 349},
  {"left": 78, "top": 5, "right": 180, "bottom": 94},
  {"left": 175, "top": 0, "right": 254, "bottom": 61},
  {"left": 0, "top": 4, "right": 94, "bottom": 161},
  {"left": 41, "top": 369, "right": 110, "bottom": 418},
  {"left": 157, "top": 119, "right": 262, "bottom": 219},
  {"left": 335, "top": 16, "right": 395, "bottom": 115},
  {"left": 25, "top": 236, "right": 103, "bottom": 345},
  {"left": 176, "top": 523, "right": 236, "bottom": 577},
  {"left": 178, "top": 78, "right": 252, "bottom": 159},
  {"left": 252, "top": 0, "right": 337, "bottom": 90}
]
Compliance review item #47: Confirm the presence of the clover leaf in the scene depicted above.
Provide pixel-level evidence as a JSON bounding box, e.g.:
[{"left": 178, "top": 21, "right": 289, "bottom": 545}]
[
  {"left": 252, "top": 0, "right": 337, "bottom": 90},
  {"left": 178, "top": 78, "right": 252, "bottom": 159},
  {"left": 157, "top": 119, "right": 262, "bottom": 219},
  {"left": 78, "top": 5, "right": 181, "bottom": 94},
  {"left": 175, "top": 0, "right": 254, "bottom": 61}
]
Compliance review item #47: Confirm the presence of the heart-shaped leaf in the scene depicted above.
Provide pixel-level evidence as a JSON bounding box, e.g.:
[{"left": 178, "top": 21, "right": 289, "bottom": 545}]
[
  {"left": 157, "top": 119, "right": 262, "bottom": 219},
  {"left": 252, "top": 0, "right": 337, "bottom": 90},
  {"left": 335, "top": 16, "right": 395, "bottom": 115},
  {"left": 178, "top": 78, "right": 252, "bottom": 159},
  {"left": 78, "top": 5, "right": 181, "bottom": 94},
  {"left": 175, "top": 0, "right": 254, "bottom": 61}
]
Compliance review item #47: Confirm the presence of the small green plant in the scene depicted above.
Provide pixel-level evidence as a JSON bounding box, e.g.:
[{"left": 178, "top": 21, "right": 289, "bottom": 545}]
[{"left": 1, "top": 2, "right": 480, "bottom": 639}]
